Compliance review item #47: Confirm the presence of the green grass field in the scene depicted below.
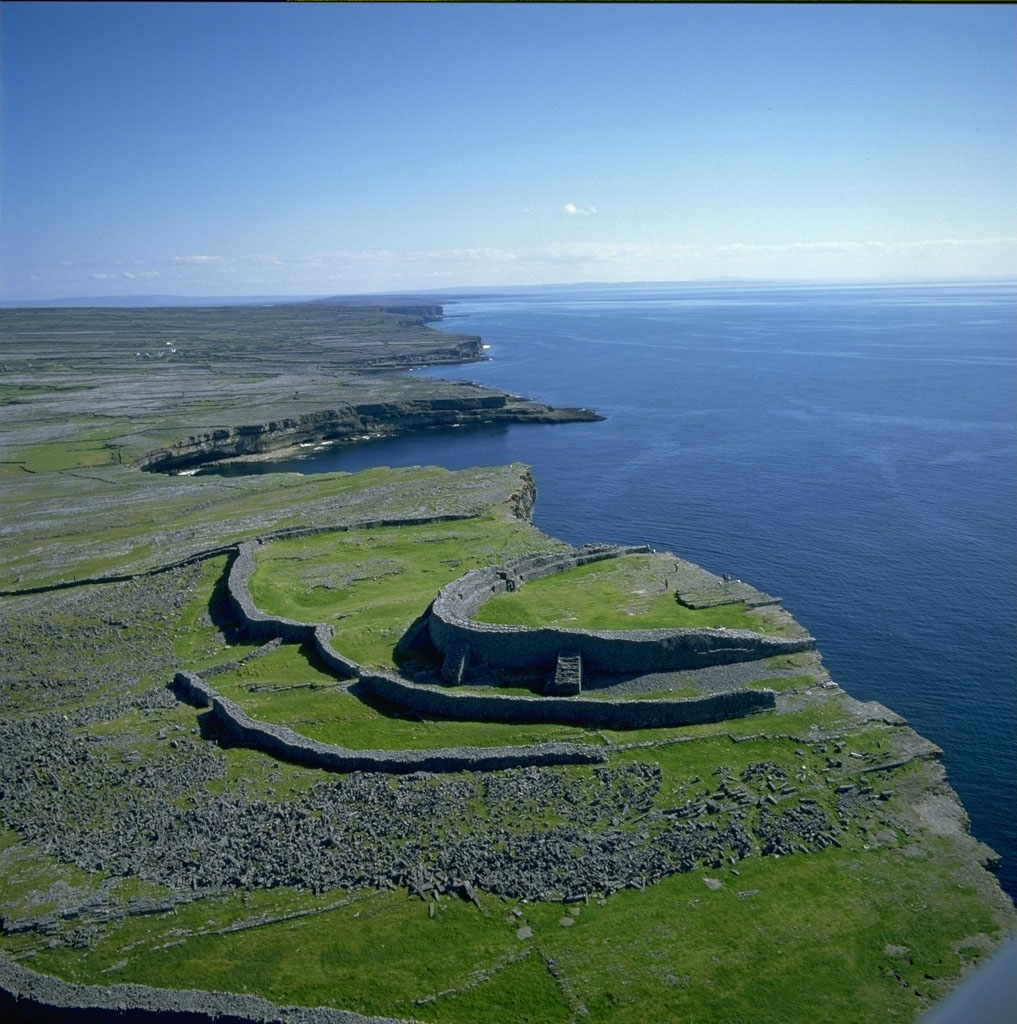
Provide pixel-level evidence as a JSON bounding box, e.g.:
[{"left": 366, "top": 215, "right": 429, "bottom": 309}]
[
  {"left": 3, "top": 472, "right": 1012, "bottom": 1024},
  {"left": 248, "top": 514, "right": 570, "bottom": 668},
  {"left": 210, "top": 643, "right": 600, "bottom": 750},
  {"left": 475, "top": 554, "right": 788, "bottom": 634},
  {"left": 15, "top": 815, "right": 1003, "bottom": 1024}
]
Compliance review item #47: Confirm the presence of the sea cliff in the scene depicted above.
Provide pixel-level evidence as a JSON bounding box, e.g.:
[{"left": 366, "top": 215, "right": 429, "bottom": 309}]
[{"left": 140, "top": 393, "right": 600, "bottom": 473}]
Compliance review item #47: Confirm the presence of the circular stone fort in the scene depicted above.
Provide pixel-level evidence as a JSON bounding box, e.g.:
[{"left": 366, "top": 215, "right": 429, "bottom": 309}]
[
  {"left": 428, "top": 543, "right": 815, "bottom": 696},
  {"left": 175, "top": 529, "right": 820, "bottom": 776}
]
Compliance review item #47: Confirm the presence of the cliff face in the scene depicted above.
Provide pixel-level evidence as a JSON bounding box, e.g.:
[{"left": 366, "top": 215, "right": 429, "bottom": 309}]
[
  {"left": 139, "top": 395, "right": 602, "bottom": 473},
  {"left": 506, "top": 467, "right": 538, "bottom": 522},
  {"left": 350, "top": 334, "right": 486, "bottom": 368}
]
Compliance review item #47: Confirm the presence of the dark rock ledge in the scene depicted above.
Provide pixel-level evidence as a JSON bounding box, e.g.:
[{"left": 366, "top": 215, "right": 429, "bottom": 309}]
[{"left": 139, "top": 393, "right": 602, "bottom": 474}]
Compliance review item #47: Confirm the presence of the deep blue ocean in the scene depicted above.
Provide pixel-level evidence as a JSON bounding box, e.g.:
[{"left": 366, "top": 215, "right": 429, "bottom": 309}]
[{"left": 221, "top": 282, "right": 1017, "bottom": 899}]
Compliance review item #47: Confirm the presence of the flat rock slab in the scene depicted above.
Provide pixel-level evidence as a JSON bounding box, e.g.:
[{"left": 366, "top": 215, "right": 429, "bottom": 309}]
[{"left": 677, "top": 581, "right": 781, "bottom": 609}]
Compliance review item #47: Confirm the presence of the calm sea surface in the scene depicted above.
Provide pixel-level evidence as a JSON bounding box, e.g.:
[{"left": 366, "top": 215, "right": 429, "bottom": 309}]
[{"left": 218, "top": 282, "right": 1017, "bottom": 898}]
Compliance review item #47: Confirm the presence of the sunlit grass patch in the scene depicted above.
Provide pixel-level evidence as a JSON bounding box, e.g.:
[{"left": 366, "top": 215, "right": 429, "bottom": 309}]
[
  {"left": 9, "top": 418, "right": 134, "bottom": 473},
  {"left": 228, "top": 683, "right": 599, "bottom": 752},
  {"left": 0, "top": 828, "right": 111, "bottom": 921},
  {"left": 249, "top": 514, "right": 567, "bottom": 668},
  {"left": 474, "top": 554, "right": 788, "bottom": 634},
  {"left": 28, "top": 886, "right": 555, "bottom": 1020},
  {"left": 20, "top": 833, "right": 1002, "bottom": 1024},
  {"left": 539, "top": 845, "right": 1004, "bottom": 1024}
]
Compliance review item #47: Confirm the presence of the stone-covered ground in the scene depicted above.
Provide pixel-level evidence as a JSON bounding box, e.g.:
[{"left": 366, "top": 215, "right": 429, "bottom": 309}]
[
  {"left": 0, "top": 547, "right": 1000, "bottom": 965},
  {"left": 0, "top": 562, "right": 838, "bottom": 922}
]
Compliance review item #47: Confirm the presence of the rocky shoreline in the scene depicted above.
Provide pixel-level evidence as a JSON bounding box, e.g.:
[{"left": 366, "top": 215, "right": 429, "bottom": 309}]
[{"left": 139, "top": 393, "right": 601, "bottom": 475}]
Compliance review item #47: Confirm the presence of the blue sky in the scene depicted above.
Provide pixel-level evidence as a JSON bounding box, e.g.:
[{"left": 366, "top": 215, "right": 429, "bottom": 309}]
[{"left": 2, "top": 2, "right": 1015, "bottom": 299}]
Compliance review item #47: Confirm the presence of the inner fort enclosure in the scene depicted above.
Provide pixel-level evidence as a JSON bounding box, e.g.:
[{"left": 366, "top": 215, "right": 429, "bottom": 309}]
[{"left": 429, "top": 545, "right": 816, "bottom": 684}]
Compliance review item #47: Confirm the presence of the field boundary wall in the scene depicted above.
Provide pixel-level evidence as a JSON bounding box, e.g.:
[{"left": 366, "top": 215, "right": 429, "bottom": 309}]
[
  {"left": 0, "top": 954, "right": 402, "bottom": 1023},
  {"left": 171, "top": 671, "right": 606, "bottom": 772}
]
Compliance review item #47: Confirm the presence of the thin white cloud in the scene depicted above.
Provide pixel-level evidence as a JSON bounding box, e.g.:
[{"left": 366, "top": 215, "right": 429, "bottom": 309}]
[
  {"left": 713, "top": 237, "right": 1017, "bottom": 258},
  {"left": 46, "top": 234, "right": 1015, "bottom": 301},
  {"left": 89, "top": 270, "right": 160, "bottom": 281},
  {"left": 171, "top": 254, "right": 227, "bottom": 264},
  {"left": 414, "top": 247, "right": 520, "bottom": 264},
  {"left": 563, "top": 202, "right": 597, "bottom": 216}
]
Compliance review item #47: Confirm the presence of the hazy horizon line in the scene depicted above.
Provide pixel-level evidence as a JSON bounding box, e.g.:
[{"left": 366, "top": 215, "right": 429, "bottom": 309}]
[{"left": 3, "top": 276, "right": 1015, "bottom": 310}]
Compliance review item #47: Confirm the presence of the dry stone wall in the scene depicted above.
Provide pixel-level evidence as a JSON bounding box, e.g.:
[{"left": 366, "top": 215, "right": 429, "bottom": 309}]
[
  {"left": 0, "top": 955, "right": 403, "bottom": 1023},
  {"left": 362, "top": 673, "right": 774, "bottom": 728},
  {"left": 429, "top": 546, "right": 816, "bottom": 675},
  {"left": 225, "top": 541, "right": 318, "bottom": 643},
  {"left": 172, "top": 671, "right": 606, "bottom": 772}
]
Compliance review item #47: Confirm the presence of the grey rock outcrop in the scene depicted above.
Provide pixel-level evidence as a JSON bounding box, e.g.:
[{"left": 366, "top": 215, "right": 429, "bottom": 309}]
[{"left": 140, "top": 396, "right": 601, "bottom": 474}]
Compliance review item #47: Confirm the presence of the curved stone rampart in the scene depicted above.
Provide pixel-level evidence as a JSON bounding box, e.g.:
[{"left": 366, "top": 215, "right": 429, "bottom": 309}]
[
  {"left": 314, "top": 625, "right": 362, "bottom": 679},
  {"left": 179, "top": 526, "right": 787, "bottom": 771},
  {"left": 429, "top": 546, "right": 815, "bottom": 675},
  {"left": 439, "top": 543, "right": 639, "bottom": 614},
  {"left": 361, "top": 673, "right": 775, "bottom": 728},
  {"left": 225, "top": 541, "right": 319, "bottom": 643},
  {"left": 172, "top": 672, "right": 606, "bottom": 773},
  {"left": 224, "top": 516, "right": 481, "bottom": 645}
]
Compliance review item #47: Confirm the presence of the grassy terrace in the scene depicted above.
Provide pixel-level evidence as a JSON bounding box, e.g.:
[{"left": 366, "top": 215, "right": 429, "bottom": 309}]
[
  {"left": 209, "top": 644, "right": 599, "bottom": 750},
  {"left": 248, "top": 514, "right": 571, "bottom": 669},
  {"left": 474, "top": 553, "right": 790, "bottom": 633}
]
